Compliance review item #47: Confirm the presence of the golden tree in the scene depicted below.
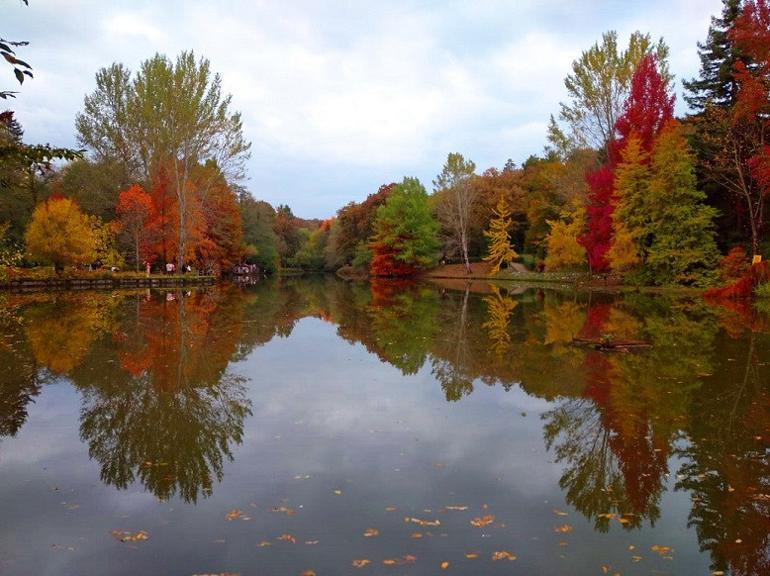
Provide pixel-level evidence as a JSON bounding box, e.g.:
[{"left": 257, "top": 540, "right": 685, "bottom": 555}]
[
  {"left": 483, "top": 194, "right": 518, "bottom": 273},
  {"left": 25, "top": 196, "right": 96, "bottom": 270}
]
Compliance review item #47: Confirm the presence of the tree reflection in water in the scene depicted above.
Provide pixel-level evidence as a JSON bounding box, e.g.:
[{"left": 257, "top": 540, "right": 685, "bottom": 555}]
[{"left": 1, "top": 279, "right": 769, "bottom": 571}]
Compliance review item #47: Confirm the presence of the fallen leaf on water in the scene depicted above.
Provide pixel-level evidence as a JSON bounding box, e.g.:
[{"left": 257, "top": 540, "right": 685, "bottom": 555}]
[
  {"left": 272, "top": 506, "right": 297, "bottom": 516},
  {"left": 352, "top": 560, "right": 370, "bottom": 568},
  {"left": 470, "top": 515, "right": 494, "bottom": 528},
  {"left": 651, "top": 544, "right": 673, "bottom": 556},
  {"left": 385, "top": 506, "right": 396, "bottom": 512},
  {"left": 735, "top": 538, "right": 743, "bottom": 544},
  {"left": 294, "top": 474, "right": 310, "bottom": 480},
  {"left": 382, "top": 555, "right": 416, "bottom": 566},
  {"left": 405, "top": 516, "right": 440, "bottom": 527},
  {"left": 440, "top": 561, "right": 449, "bottom": 569},
  {"left": 554, "top": 524, "right": 573, "bottom": 534},
  {"left": 301, "top": 571, "right": 316, "bottom": 576},
  {"left": 225, "top": 509, "right": 249, "bottom": 521},
  {"left": 598, "top": 513, "right": 615, "bottom": 520},
  {"left": 552, "top": 508, "right": 568, "bottom": 516},
  {"left": 559, "top": 541, "right": 568, "bottom": 547},
  {"left": 277, "top": 534, "right": 296, "bottom": 544},
  {"left": 628, "top": 545, "right": 635, "bottom": 551},
  {"left": 304, "top": 540, "right": 319, "bottom": 545},
  {"left": 256, "top": 541, "right": 272, "bottom": 548},
  {"left": 444, "top": 505, "right": 469, "bottom": 511},
  {"left": 631, "top": 555, "right": 642, "bottom": 562},
  {"left": 491, "top": 551, "right": 516, "bottom": 561},
  {"left": 111, "top": 530, "right": 148, "bottom": 543},
  {"left": 712, "top": 571, "right": 725, "bottom": 575},
  {"left": 465, "top": 553, "right": 478, "bottom": 559},
  {"left": 333, "top": 489, "right": 342, "bottom": 496},
  {"left": 363, "top": 528, "right": 379, "bottom": 538},
  {"left": 410, "top": 532, "right": 423, "bottom": 539}
]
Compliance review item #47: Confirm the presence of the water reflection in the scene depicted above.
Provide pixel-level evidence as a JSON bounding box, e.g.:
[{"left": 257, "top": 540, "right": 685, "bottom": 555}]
[{"left": 1, "top": 279, "right": 769, "bottom": 573}]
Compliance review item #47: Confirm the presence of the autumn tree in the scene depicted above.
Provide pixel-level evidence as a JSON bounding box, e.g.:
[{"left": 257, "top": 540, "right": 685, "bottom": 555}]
[
  {"left": 328, "top": 183, "right": 395, "bottom": 269},
  {"left": 114, "top": 184, "right": 153, "bottom": 270},
  {"left": 194, "top": 161, "right": 243, "bottom": 272},
  {"left": 548, "top": 31, "right": 670, "bottom": 155},
  {"left": 25, "top": 196, "right": 96, "bottom": 270},
  {"left": 580, "top": 54, "right": 674, "bottom": 272},
  {"left": 370, "top": 177, "right": 439, "bottom": 276},
  {"left": 545, "top": 204, "right": 587, "bottom": 270},
  {"left": 483, "top": 194, "right": 518, "bottom": 273},
  {"left": 609, "top": 137, "right": 650, "bottom": 270},
  {"left": 76, "top": 52, "right": 251, "bottom": 269},
  {"left": 433, "top": 153, "right": 477, "bottom": 273},
  {"left": 730, "top": 0, "right": 770, "bottom": 255},
  {"left": 643, "top": 123, "right": 720, "bottom": 285},
  {"left": 238, "top": 191, "right": 279, "bottom": 273}
]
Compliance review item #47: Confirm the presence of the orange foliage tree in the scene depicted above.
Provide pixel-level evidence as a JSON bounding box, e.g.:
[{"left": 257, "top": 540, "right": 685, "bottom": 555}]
[{"left": 114, "top": 184, "right": 154, "bottom": 270}]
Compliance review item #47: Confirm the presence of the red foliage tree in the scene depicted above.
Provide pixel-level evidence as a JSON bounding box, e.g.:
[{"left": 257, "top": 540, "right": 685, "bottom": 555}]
[
  {"left": 580, "top": 167, "right": 615, "bottom": 272},
  {"left": 615, "top": 54, "right": 675, "bottom": 153},
  {"left": 579, "top": 54, "right": 674, "bottom": 272},
  {"left": 731, "top": 0, "right": 770, "bottom": 247}
]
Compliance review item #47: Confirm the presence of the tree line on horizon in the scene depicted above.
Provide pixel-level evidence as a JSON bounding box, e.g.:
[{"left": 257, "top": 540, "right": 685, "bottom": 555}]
[{"left": 0, "top": 0, "right": 768, "bottom": 286}]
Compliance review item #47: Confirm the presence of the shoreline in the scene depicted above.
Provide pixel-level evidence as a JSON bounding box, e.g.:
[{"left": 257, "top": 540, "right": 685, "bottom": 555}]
[{"left": 0, "top": 273, "right": 217, "bottom": 292}]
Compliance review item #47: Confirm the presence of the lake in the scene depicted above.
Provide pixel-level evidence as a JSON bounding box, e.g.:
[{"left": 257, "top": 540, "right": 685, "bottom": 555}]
[{"left": 0, "top": 277, "right": 768, "bottom": 575}]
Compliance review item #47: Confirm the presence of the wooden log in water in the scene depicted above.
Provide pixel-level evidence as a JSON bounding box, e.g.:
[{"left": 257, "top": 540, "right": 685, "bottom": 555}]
[{"left": 572, "top": 337, "right": 652, "bottom": 351}]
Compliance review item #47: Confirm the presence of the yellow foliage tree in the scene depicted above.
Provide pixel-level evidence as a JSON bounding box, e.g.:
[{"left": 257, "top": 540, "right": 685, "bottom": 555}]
[
  {"left": 608, "top": 223, "right": 641, "bottom": 270},
  {"left": 483, "top": 195, "right": 518, "bottom": 273},
  {"left": 544, "top": 205, "right": 587, "bottom": 270},
  {"left": 25, "top": 197, "right": 96, "bottom": 270}
]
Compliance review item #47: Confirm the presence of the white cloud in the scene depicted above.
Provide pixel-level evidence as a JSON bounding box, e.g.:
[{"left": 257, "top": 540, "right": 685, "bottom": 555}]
[{"left": 5, "top": 0, "right": 725, "bottom": 216}]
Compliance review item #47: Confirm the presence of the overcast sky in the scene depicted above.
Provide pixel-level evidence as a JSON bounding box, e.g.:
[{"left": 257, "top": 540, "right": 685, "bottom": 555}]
[{"left": 4, "top": 0, "right": 721, "bottom": 218}]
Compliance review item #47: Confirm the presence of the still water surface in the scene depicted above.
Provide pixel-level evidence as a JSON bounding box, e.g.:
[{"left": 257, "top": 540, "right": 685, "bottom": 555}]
[{"left": 0, "top": 277, "right": 768, "bottom": 575}]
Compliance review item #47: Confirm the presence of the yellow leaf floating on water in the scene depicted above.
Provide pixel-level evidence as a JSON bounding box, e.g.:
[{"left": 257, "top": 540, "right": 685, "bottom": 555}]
[
  {"left": 553, "top": 508, "right": 568, "bottom": 516},
  {"left": 271, "top": 506, "right": 297, "bottom": 516},
  {"left": 382, "top": 555, "right": 416, "bottom": 566},
  {"left": 491, "top": 551, "right": 516, "bottom": 561},
  {"left": 440, "top": 561, "right": 449, "bottom": 569},
  {"left": 444, "top": 505, "right": 469, "bottom": 511},
  {"left": 554, "top": 524, "right": 573, "bottom": 534},
  {"left": 631, "top": 555, "right": 642, "bottom": 562},
  {"left": 410, "top": 532, "right": 423, "bottom": 539},
  {"left": 304, "top": 540, "right": 319, "bottom": 545},
  {"left": 385, "top": 506, "right": 396, "bottom": 512},
  {"left": 256, "top": 541, "right": 272, "bottom": 548},
  {"left": 352, "top": 560, "right": 370, "bottom": 568},
  {"left": 111, "top": 530, "right": 148, "bottom": 543},
  {"left": 225, "top": 509, "right": 249, "bottom": 521},
  {"left": 363, "top": 528, "right": 379, "bottom": 538},
  {"left": 470, "top": 515, "right": 495, "bottom": 528},
  {"left": 301, "top": 571, "right": 316, "bottom": 576},
  {"left": 277, "top": 534, "right": 297, "bottom": 544},
  {"left": 405, "top": 516, "right": 440, "bottom": 527},
  {"left": 651, "top": 544, "right": 673, "bottom": 556},
  {"left": 333, "top": 489, "right": 342, "bottom": 496},
  {"left": 465, "top": 553, "right": 478, "bottom": 559}
]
